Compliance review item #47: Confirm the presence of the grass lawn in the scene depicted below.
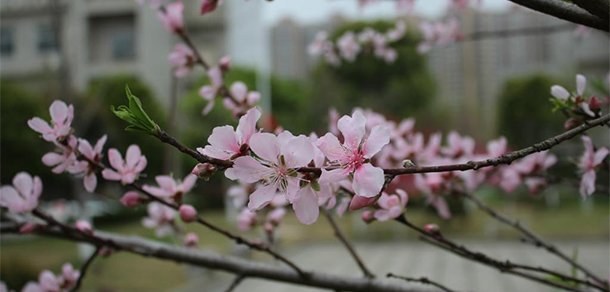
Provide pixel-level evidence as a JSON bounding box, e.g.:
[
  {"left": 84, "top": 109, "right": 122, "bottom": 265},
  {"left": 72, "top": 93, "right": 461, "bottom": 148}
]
[{"left": 1, "top": 201, "right": 608, "bottom": 291}]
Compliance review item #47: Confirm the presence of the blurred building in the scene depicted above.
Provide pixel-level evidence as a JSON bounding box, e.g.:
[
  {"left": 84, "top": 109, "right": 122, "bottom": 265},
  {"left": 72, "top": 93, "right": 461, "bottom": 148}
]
[
  {"left": 428, "top": 8, "right": 610, "bottom": 139},
  {"left": 0, "top": 0, "right": 227, "bottom": 106}
]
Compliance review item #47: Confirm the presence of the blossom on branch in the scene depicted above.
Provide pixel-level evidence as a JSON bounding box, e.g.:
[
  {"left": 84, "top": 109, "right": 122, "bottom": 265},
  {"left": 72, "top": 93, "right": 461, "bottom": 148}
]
[
  {"left": 142, "top": 174, "right": 197, "bottom": 203},
  {"left": 578, "top": 136, "right": 609, "bottom": 199},
  {"left": 157, "top": 2, "right": 184, "bottom": 34},
  {"left": 168, "top": 44, "right": 195, "bottom": 77},
  {"left": 199, "top": 66, "right": 223, "bottom": 115},
  {"left": 142, "top": 202, "right": 176, "bottom": 237},
  {"left": 28, "top": 100, "right": 74, "bottom": 143},
  {"left": 198, "top": 107, "right": 261, "bottom": 160},
  {"left": 102, "top": 145, "right": 147, "bottom": 185},
  {"left": 70, "top": 135, "right": 107, "bottom": 192},
  {"left": 374, "top": 189, "right": 408, "bottom": 221},
  {"left": 417, "top": 18, "right": 462, "bottom": 53}
]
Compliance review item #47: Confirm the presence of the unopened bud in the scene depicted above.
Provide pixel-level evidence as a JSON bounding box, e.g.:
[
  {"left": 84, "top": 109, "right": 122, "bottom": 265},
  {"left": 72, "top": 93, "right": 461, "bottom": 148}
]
[
  {"left": 361, "top": 210, "right": 375, "bottom": 224},
  {"left": 402, "top": 159, "right": 416, "bottom": 168},
  {"left": 589, "top": 96, "right": 601, "bottom": 113},
  {"left": 120, "top": 191, "right": 143, "bottom": 208},
  {"left": 191, "top": 163, "right": 217, "bottom": 180},
  {"left": 349, "top": 195, "right": 376, "bottom": 211},
  {"left": 423, "top": 223, "right": 440, "bottom": 235},
  {"left": 219, "top": 55, "right": 231, "bottom": 72},
  {"left": 179, "top": 204, "right": 198, "bottom": 223},
  {"left": 184, "top": 232, "right": 199, "bottom": 248}
]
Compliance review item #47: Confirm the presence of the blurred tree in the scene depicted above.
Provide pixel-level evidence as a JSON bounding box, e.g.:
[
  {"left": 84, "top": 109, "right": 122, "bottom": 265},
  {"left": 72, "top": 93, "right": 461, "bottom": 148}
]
[
  {"left": 0, "top": 81, "right": 72, "bottom": 194},
  {"left": 497, "top": 74, "right": 564, "bottom": 148},
  {"left": 310, "top": 20, "right": 436, "bottom": 124}
]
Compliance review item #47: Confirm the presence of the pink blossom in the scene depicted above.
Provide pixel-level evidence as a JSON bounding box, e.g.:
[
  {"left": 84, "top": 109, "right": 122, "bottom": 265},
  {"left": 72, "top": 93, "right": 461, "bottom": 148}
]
[
  {"left": 337, "top": 31, "right": 361, "bottom": 62},
  {"left": 198, "top": 107, "right": 261, "bottom": 160},
  {"left": 101, "top": 145, "right": 147, "bottom": 185},
  {"left": 361, "top": 210, "right": 375, "bottom": 223},
  {"left": 0, "top": 172, "right": 42, "bottom": 213},
  {"left": 513, "top": 151, "right": 557, "bottom": 175},
  {"left": 199, "top": 66, "right": 223, "bottom": 115},
  {"left": 120, "top": 191, "right": 143, "bottom": 208},
  {"left": 179, "top": 204, "right": 197, "bottom": 222},
  {"left": 157, "top": 2, "right": 184, "bottom": 34},
  {"left": 374, "top": 189, "right": 408, "bottom": 221},
  {"left": 201, "top": 0, "right": 223, "bottom": 15},
  {"left": 316, "top": 110, "right": 390, "bottom": 198},
  {"left": 191, "top": 163, "right": 217, "bottom": 179},
  {"left": 228, "top": 132, "right": 315, "bottom": 211},
  {"left": 237, "top": 208, "right": 258, "bottom": 231},
  {"left": 42, "top": 135, "right": 78, "bottom": 174},
  {"left": 426, "top": 193, "right": 451, "bottom": 219},
  {"left": 227, "top": 182, "right": 250, "bottom": 208},
  {"left": 28, "top": 100, "right": 74, "bottom": 143},
  {"left": 486, "top": 137, "right": 507, "bottom": 158},
  {"left": 75, "top": 220, "right": 93, "bottom": 235},
  {"left": 386, "top": 21, "right": 406, "bottom": 42},
  {"left": 417, "top": 18, "right": 462, "bottom": 53},
  {"left": 266, "top": 207, "right": 286, "bottom": 227},
  {"left": 499, "top": 167, "right": 522, "bottom": 194},
  {"left": 442, "top": 131, "right": 475, "bottom": 158},
  {"left": 69, "top": 135, "right": 107, "bottom": 192},
  {"left": 142, "top": 202, "right": 176, "bottom": 238},
  {"left": 142, "top": 174, "right": 197, "bottom": 201},
  {"left": 184, "top": 232, "right": 199, "bottom": 248},
  {"left": 168, "top": 44, "right": 195, "bottom": 77},
  {"left": 223, "top": 82, "right": 261, "bottom": 116},
  {"left": 524, "top": 177, "right": 547, "bottom": 194},
  {"left": 578, "top": 136, "right": 609, "bottom": 199},
  {"left": 59, "top": 263, "right": 80, "bottom": 288},
  {"left": 39, "top": 270, "right": 60, "bottom": 292}
]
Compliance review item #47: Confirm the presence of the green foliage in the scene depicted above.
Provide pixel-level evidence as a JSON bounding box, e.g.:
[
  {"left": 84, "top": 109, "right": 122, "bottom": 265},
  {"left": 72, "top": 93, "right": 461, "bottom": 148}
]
[
  {"left": 497, "top": 74, "right": 564, "bottom": 148},
  {"left": 111, "top": 86, "right": 159, "bottom": 134},
  {"left": 311, "top": 20, "right": 436, "bottom": 121},
  {"left": 86, "top": 75, "right": 166, "bottom": 176},
  {"left": 0, "top": 81, "right": 71, "bottom": 192}
]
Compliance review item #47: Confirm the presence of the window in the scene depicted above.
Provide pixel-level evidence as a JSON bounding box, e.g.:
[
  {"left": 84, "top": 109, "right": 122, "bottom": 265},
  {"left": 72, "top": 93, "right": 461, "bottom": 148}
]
[
  {"left": 38, "top": 24, "right": 58, "bottom": 53},
  {"left": 0, "top": 27, "right": 14, "bottom": 57},
  {"left": 112, "top": 30, "right": 135, "bottom": 61}
]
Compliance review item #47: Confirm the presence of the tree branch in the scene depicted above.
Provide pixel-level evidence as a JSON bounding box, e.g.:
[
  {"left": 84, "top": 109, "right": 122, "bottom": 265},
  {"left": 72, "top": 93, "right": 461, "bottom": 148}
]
[
  {"left": 224, "top": 275, "right": 246, "bottom": 292},
  {"left": 507, "top": 0, "right": 609, "bottom": 32},
  {"left": 569, "top": 0, "right": 609, "bottom": 22},
  {"left": 461, "top": 192, "right": 607, "bottom": 287},
  {"left": 70, "top": 246, "right": 101, "bottom": 292},
  {"left": 387, "top": 273, "right": 458, "bottom": 292},
  {"left": 322, "top": 210, "right": 375, "bottom": 278},
  {"left": 1, "top": 223, "right": 434, "bottom": 292},
  {"left": 394, "top": 216, "right": 601, "bottom": 292}
]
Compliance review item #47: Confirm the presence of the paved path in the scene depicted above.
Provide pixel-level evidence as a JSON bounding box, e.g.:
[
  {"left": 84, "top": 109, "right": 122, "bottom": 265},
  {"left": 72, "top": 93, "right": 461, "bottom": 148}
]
[{"left": 175, "top": 240, "right": 609, "bottom": 292}]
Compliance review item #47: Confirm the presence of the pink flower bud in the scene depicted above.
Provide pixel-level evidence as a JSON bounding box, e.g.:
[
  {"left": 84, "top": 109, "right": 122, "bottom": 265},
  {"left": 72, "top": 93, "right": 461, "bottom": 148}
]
[
  {"left": 179, "top": 204, "right": 197, "bottom": 223},
  {"left": 219, "top": 55, "right": 231, "bottom": 72},
  {"left": 19, "top": 223, "right": 39, "bottom": 234},
  {"left": 201, "top": 0, "right": 222, "bottom": 15},
  {"left": 361, "top": 210, "right": 375, "bottom": 224},
  {"left": 423, "top": 223, "right": 440, "bottom": 235},
  {"left": 349, "top": 195, "right": 376, "bottom": 211},
  {"left": 120, "top": 191, "right": 142, "bottom": 208},
  {"left": 191, "top": 163, "right": 216, "bottom": 180},
  {"left": 589, "top": 96, "right": 601, "bottom": 113},
  {"left": 75, "top": 220, "right": 93, "bottom": 235},
  {"left": 184, "top": 232, "right": 199, "bottom": 248}
]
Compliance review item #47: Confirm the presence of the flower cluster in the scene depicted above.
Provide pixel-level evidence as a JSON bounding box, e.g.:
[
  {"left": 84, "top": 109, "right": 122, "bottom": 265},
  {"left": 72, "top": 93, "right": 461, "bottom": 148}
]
[
  {"left": 308, "top": 21, "right": 407, "bottom": 66},
  {"left": 578, "top": 136, "right": 608, "bottom": 199},
  {"left": 551, "top": 74, "right": 603, "bottom": 127},
  {"left": 1, "top": 263, "right": 80, "bottom": 292},
  {"left": 417, "top": 18, "right": 462, "bottom": 53},
  {"left": 0, "top": 172, "right": 42, "bottom": 213}
]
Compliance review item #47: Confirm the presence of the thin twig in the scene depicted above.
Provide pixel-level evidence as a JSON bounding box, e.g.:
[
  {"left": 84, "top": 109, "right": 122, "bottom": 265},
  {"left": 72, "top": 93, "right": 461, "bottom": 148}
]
[
  {"left": 387, "top": 273, "right": 458, "bottom": 292},
  {"left": 395, "top": 216, "right": 595, "bottom": 292},
  {"left": 322, "top": 210, "right": 375, "bottom": 278},
  {"left": 224, "top": 275, "right": 246, "bottom": 292},
  {"left": 461, "top": 192, "right": 607, "bottom": 287},
  {"left": 70, "top": 246, "right": 102, "bottom": 292}
]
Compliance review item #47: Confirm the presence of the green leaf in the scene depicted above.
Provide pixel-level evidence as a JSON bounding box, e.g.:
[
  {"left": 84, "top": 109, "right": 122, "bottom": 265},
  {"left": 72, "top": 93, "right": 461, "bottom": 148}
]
[{"left": 110, "top": 85, "right": 158, "bottom": 134}]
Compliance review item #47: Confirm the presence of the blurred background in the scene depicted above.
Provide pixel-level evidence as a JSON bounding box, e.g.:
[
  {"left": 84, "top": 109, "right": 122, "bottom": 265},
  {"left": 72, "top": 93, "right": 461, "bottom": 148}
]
[{"left": 1, "top": 0, "right": 609, "bottom": 291}]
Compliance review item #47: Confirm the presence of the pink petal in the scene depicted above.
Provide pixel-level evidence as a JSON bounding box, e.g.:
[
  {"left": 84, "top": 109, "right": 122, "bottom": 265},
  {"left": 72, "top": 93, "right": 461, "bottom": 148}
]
[
  {"left": 433, "top": 196, "right": 451, "bottom": 219},
  {"left": 594, "top": 148, "right": 609, "bottom": 166},
  {"left": 49, "top": 100, "right": 69, "bottom": 125},
  {"left": 336, "top": 197, "right": 351, "bottom": 217},
  {"left": 352, "top": 163, "right": 385, "bottom": 198},
  {"left": 337, "top": 110, "right": 366, "bottom": 151},
  {"left": 373, "top": 210, "right": 391, "bottom": 221},
  {"left": 12, "top": 172, "right": 33, "bottom": 198},
  {"left": 102, "top": 169, "right": 122, "bottom": 181},
  {"left": 207, "top": 66, "right": 223, "bottom": 88},
  {"left": 236, "top": 107, "right": 261, "bottom": 145},
  {"left": 230, "top": 156, "right": 270, "bottom": 183},
  {"left": 142, "top": 185, "right": 172, "bottom": 198},
  {"left": 84, "top": 174, "right": 97, "bottom": 193},
  {"left": 108, "top": 149, "right": 125, "bottom": 172},
  {"left": 39, "top": 270, "right": 60, "bottom": 292},
  {"left": 180, "top": 174, "right": 197, "bottom": 193},
  {"left": 208, "top": 126, "right": 240, "bottom": 154},
  {"left": 199, "top": 145, "right": 233, "bottom": 160},
  {"left": 247, "top": 184, "right": 277, "bottom": 210},
  {"left": 315, "top": 133, "right": 347, "bottom": 162},
  {"left": 77, "top": 139, "right": 94, "bottom": 160},
  {"left": 580, "top": 170, "right": 596, "bottom": 199},
  {"left": 281, "top": 135, "right": 315, "bottom": 168},
  {"left": 202, "top": 99, "right": 215, "bottom": 115},
  {"left": 125, "top": 145, "right": 142, "bottom": 169},
  {"left": 362, "top": 125, "right": 390, "bottom": 158},
  {"left": 349, "top": 195, "right": 376, "bottom": 210},
  {"left": 550, "top": 85, "right": 570, "bottom": 100},
  {"left": 94, "top": 135, "right": 108, "bottom": 155},
  {"left": 0, "top": 186, "right": 26, "bottom": 212},
  {"left": 22, "top": 282, "right": 43, "bottom": 292},
  {"left": 41, "top": 152, "right": 63, "bottom": 167},
  {"left": 396, "top": 189, "right": 409, "bottom": 207},
  {"left": 576, "top": 74, "right": 586, "bottom": 96},
  {"left": 249, "top": 133, "right": 280, "bottom": 164},
  {"left": 134, "top": 156, "right": 147, "bottom": 173},
  {"left": 319, "top": 168, "right": 349, "bottom": 184},
  {"left": 293, "top": 187, "right": 319, "bottom": 225},
  {"left": 230, "top": 81, "right": 248, "bottom": 102},
  {"left": 27, "top": 117, "right": 52, "bottom": 135}
]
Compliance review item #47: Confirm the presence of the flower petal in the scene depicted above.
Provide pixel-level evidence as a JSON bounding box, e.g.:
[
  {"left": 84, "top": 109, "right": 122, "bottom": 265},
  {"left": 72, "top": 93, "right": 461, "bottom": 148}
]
[
  {"left": 580, "top": 170, "right": 596, "bottom": 199},
  {"left": 230, "top": 156, "right": 270, "bottom": 183},
  {"left": 281, "top": 135, "right": 314, "bottom": 168},
  {"left": 315, "top": 133, "right": 347, "bottom": 162},
  {"left": 84, "top": 174, "right": 97, "bottom": 193},
  {"left": 550, "top": 85, "right": 570, "bottom": 100},
  {"left": 236, "top": 107, "right": 261, "bottom": 145},
  {"left": 352, "top": 164, "right": 384, "bottom": 198},
  {"left": 102, "top": 169, "right": 122, "bottom": 181},
  {"left": 319, "top": 168, "right": 349, "bottom": 184},
  {"left": 27, "top": 117, "right": 52, "bottom": 135},
  {"left": 247, "top": 184, "right": 276, "bottom": 210},
  {"left": 293, "top": 187, "right": 319, "bottom": 225},
  {"left": 125, "top": 145, "right": 142, "bottom": 169},
  {"left": 576, "top": 74, "right": 586, "bottom": 96},
  {"left": 338, "top": 110, "right": 366, "bottom": 151},
  {"left": 49, "top": 100, "right": 69, "bottom": 125},
  {"left": 13, "top": 172, "right": 33, "bottom": 197},
  {"left": 249, "top": 133, "right": 280, "bottom": 164},
  {"left": 108, "top": 149, "right": 125, "bottom": 172},
  {"left": 362, "top": 125, "right": 390, "bottom": 158}
]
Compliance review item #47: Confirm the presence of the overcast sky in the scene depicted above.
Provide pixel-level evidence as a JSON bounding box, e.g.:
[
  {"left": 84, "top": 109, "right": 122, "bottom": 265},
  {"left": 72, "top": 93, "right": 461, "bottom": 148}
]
[{"left": 262, "top": 0, "right": 512, "bottom": 26}]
